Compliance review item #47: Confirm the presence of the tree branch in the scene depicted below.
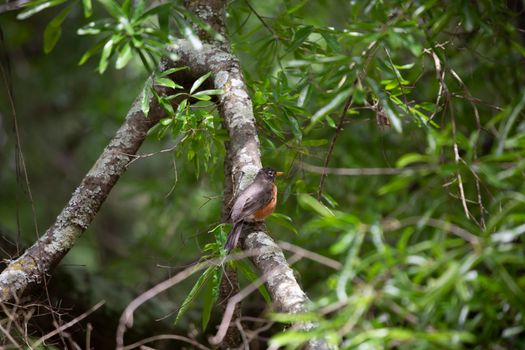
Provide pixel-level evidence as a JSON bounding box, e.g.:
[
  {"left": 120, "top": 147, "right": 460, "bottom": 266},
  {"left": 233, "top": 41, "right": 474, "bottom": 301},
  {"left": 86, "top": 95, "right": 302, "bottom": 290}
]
[
  {"left": 175, "top": 2, "right": 329, "bottom": 348},
  {"left": 0, "top": 80, "right": 166, "bottom": 302}
]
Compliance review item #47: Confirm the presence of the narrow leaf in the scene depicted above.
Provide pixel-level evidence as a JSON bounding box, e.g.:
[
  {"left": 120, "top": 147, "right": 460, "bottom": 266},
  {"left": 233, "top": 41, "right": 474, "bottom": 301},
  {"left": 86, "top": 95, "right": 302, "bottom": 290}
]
[
  {"left": 98, "top": 38, "right": 114, "bottom": 74},
  {"left": 115, "top": 43, "right": 132, "bottom": 69},
  {"left": 159, "top": 66, "right": 189, "bottom": 77},
  {"left": 192, "top": 89, "right": 224, "bottom": 97},
  {"left": 310, "top": 88, "right": 352, "bottom": 126},
  {"left": 175, "top": 266, "right": 216, "bottom": 325},
  {"left": 190, "top": 71, "right": 211, "bottom": 94},
  {"left": 43, "top": 4, "right": 72, "bottom": 53},
  {"left": 78, "top": 37, "right": 107, "bottom": 65},
  {"left": 141, "top": 86, "right": 152, "bottom": 116},
  {"left": 287, "top": 25, "right": 313, "bottom": 53},
  {"left": 298, "top": 194, "right": 335, "bottom": 217},
  {"left": 131, "top": 0, "right": 145, "bottom": 20},
  {"left": 202, "top": 268, "right": 222, "bottom": 330},
  {"left": 82, "top": 0, "right": 92, "bottom": 17},
  {"left": 236, "top": 260, "right": 272, "bottom": 303},
  {"left": 17, "top": 0, "right": 67, "bottom": 20},
  {"left": 97, "top": 0, "right": 126, "bottom": 18},
  {"left": 155, "top": 77, "right": 179, "bottom": 89}
]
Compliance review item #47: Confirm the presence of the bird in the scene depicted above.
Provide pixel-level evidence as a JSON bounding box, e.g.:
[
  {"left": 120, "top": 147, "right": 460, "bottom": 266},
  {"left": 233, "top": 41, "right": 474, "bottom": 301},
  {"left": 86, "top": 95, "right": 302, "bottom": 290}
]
[{"left": 224, "top": 167, "right": 283, "bottom": 251}]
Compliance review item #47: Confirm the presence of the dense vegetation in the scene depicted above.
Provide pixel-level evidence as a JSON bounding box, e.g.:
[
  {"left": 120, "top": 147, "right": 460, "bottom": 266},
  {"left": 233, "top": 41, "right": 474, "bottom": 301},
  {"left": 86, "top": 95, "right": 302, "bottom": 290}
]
[{"left": 1, "top": 0, "right": 524, "bottom": 348}]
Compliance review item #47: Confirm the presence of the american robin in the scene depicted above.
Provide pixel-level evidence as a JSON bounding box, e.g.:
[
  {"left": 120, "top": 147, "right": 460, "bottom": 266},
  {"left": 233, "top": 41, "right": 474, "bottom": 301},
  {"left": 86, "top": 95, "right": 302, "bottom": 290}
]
[{"left": 224, "top": 167, "right": 284, "bottom": 251}]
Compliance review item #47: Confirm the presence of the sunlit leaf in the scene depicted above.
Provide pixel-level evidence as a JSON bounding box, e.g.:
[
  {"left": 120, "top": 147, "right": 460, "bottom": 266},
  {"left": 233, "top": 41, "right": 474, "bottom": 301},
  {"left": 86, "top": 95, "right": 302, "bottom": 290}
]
[
  {"left": 82, "top": 0, "right": 92, "bottom": 17},
  {"left": 190, "top": 71, "right": 212, "bottom": 94},
  {"left": 17, "top": 0, "right": 67, "bottom": 20},
  {"left": 115, "top": 43, "right": 132, "bottom": 69}
]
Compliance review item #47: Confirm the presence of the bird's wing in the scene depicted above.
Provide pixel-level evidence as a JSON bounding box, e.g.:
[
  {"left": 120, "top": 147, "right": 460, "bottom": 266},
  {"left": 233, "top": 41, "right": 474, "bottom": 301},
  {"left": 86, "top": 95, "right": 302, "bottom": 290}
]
[{"left": 230, "top": 182, "right": 273, "bottom": 223}]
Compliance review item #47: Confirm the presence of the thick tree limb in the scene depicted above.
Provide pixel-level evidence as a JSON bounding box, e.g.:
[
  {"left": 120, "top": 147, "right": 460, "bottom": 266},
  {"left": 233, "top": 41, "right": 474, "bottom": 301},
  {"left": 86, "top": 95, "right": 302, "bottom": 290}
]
[
  {"left": 177, "top": 1, "right": 329, "bottom": 348},
  {"left": 0, "top": 82, "right": 165, "bottom": 302},
  {"left": 243, "top": 228, "right": 329, "bottom": 350}
]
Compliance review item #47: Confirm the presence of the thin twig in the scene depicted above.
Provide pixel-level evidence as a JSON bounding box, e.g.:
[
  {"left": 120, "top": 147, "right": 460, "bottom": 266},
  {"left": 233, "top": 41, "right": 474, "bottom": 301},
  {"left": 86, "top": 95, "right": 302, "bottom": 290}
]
[
  {"left": 303, "top": 162, "right": 430, "bottom": 176},
  {"left": 85, "top": 323, "right": 92, "bottom": 350},
  {"left": 427, "top": 49, "right": 446, "bottom": 120},
  {"left": 428, "top": 49, "right": 470, "bottom": 219},
  {"left": 278, "top": 241, "right": 342, "bottom": 270},
  {"left": 0, "top": 37, "right": 40, "bottom": 243},
  {"left": 449, "top": 67, "right": 486, "bottom": 229},
  {"left": 0, "top": 322, "right": 20, "bottom": 348},
  {"left": 243, "top": 0, "right": 276, "bottom": 37},
  {"left": 316, "top": 89, "right": 354, "bottom": 201},
  {"left": 450, "top": 98, "right": 470, "bottom": 219},
  {"left": 382, "top": 217, "right": 480, "bottom": 246},
  {"left": 123, "top": 335, "right": 210, "bottom": 350},
  {"left": 209, "top": 254, "right": 302, "bottom": 346},
  {"left": 31, "top": 301, "right": 105, "bottom": 348},
  {"left": 116, "top": 249, "right": 267, "bottom": 349},
  {"left": 317, "top": 40, "right": 379, "bottom": 200}
]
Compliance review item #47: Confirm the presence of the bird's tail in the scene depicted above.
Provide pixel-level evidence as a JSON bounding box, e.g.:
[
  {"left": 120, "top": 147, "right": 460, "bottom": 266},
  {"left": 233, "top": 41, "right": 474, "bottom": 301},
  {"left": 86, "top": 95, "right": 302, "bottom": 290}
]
[{"left": 225, "top": 221, "right": 243, "bottom": 251}]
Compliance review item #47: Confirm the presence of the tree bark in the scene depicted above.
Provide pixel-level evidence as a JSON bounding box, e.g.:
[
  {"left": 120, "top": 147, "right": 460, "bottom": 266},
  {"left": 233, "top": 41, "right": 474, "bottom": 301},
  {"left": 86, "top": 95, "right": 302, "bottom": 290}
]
[
  {"left": 0, "top": 81, "right": 165, "bottom": 302},
  {"left": 1, "top": 1, "right": 328, "bottom": 348},
  {"left": 177, "top": 2, "right": 329, "bottom": 348}
]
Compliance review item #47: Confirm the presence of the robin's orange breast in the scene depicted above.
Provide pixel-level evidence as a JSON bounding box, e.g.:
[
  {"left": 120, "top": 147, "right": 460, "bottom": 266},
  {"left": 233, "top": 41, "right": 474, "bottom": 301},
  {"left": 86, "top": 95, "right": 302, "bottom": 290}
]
[{"left": 253, "top": 184, "right": 277, "bottom": 220}]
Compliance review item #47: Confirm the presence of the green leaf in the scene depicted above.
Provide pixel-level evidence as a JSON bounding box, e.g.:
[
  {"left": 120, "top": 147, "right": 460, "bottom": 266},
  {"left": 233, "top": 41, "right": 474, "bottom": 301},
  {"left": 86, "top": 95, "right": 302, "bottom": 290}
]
[
  {"left": 396, "top": 153, "right": 430, "bottom": 167},
  {"left": 155, "top": 77, "right": 180, "bottom": 89},
  {"left": 160, "top": 97, "right": 175, "bottom": 116},
  {"left": 320, "top": 32, "right": 342, "bottom": 53},
  {"left": 97, "top": 0, "right": 126, "bottom": 19},
  {"left": 115, "top": 43, "right": 132, "bottom": 69},
  {"left": 82, "top": 0, "right": 92, "bottom": 17},
  {"left": 201, "top": 267, "right": 222, "bottom": 330},
  {"left": 382, "top": 99, "right": 402, "bottom": 132},
  {"left": 298, "top": 194, "right": 335, "bottom": 217},
  {"left": 131, "top": 0, "right": 145, "bottom": 20},
  {"left": 159, "top": 66, "right": 189, "bottom": 77},
  {"left": 141, "top": 86, "right": 152, "bottom": 116},
  {"left": 160, "top": 118, "right": 172, "bottom": 126},
  {"left": 175, "top": 99, "right": 188, "bottom": 117},
  {"left": 122, "top": 0, "right": 132, "bottom": 16},
  {"left": 43, "top": 4, "right": 72, "bottom": 54},
  {"left": 192, "top": 89, "right": 224, "bottom": 96},
  {"left": 287, "top": 115, "right": 302, "bottom": 141},
  {"left": 190, "top": 71, "right": 212, "bottom": 94},
  {"left": 268, "top": 213, "right": 298, "bottom": 235},
  {"left": 137, "top": 2, "right": 173, "bottom": 22},
  {"left": 175, "top": 266, "right": 216, "bottom": 325},
  {"left": 235, "top": 260, "right": 271, "bottom": 303},
  {"left": 302, "top": 139, "right": 328, "bottom": 147},
  {"left": 77, "top": 20, "right": 114, "bottom": 35},
  {"left": 17, "top": 0, "right": 67, "bottom": 20},
  {"left": 78, "top": 37, "right": 107, "bottom": 65},
  {"left": 287, "top": 25, "right": 313, "bottom": 53},
  {"left": 192, "top": 94, "right": 211, "bottom": 101},
  {"left": 98, "top": 37, "right": 115, "bottom": 74},
  {"left": 310, "top": 88, "right": 352, "bottom": 127}
]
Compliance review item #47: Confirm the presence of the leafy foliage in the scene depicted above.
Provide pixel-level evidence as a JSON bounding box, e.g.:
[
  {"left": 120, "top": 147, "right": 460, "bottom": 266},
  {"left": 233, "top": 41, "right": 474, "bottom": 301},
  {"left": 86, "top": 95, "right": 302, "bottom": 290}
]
[{"left": 3, "top": 0, "right": 525, "bottom": 349}]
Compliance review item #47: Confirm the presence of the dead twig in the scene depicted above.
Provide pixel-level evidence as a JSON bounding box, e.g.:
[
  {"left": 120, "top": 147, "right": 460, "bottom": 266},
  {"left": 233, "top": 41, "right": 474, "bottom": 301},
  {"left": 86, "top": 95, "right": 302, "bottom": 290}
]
[
  {"left": 116, "top": 249, "right": 266, "bottom": 349},
  {"left": 383, "top": 217, "right": 480, "bottom": 246},
  {"left": 209, "top": 254, "right": 302, "bottom": 346},
  {"left": 30, "top": 300, "right": 105, "bottom": 349},
  {"left": 302, "top": 162, "right": 430, "bottom": 176},
  {"left": 317, "top": 40, "right": 379, "bottom": 201},
  {"left": 278, "top": 241, "right": 342, "bottom": 270},
  {"left": 123, "top": 334, "right": 210, "bottom": 350}
]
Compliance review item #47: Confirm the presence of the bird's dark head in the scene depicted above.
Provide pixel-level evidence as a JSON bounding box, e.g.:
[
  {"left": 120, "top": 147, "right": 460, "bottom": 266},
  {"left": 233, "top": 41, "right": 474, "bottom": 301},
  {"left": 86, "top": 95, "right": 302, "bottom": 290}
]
[{"left": 258, "top": 167, "right": 284, "bottom": 181}]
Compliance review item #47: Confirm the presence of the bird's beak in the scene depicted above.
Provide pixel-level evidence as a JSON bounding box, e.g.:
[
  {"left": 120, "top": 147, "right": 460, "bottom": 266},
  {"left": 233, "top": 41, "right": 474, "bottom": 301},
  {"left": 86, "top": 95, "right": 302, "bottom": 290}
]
[{"left": 276, "top": 172, "right": 284, "bottom": 177}]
